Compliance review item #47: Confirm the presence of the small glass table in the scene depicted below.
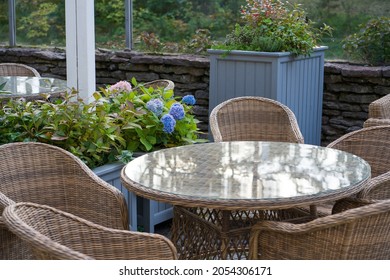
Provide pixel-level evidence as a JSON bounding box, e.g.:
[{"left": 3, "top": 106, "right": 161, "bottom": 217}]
[
  {"left": 0, "top": 76, "right": 68, "bottom": 100},
  {"left": 121, "top": 141, "right": 371, "bottom": 259}
]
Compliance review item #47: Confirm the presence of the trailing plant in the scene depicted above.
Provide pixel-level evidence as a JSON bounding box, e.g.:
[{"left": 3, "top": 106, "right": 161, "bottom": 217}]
[
  {"left": 342, "top": 17, "right": 390, "bottom": 66},
  {"left": 212, "top": 0, "right": 332, "bottom": 56},
  {"left": 0, "top": 79, "right": 206, "bottom": 168}
]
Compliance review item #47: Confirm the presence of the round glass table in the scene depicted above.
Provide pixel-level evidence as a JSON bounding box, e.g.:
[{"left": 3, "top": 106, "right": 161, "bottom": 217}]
[
  {"left": 121, "top": 141, "right": 371, "bottom": 259},
  {"left": 0, "top": 76, "right": 68, "bottom": 100}
]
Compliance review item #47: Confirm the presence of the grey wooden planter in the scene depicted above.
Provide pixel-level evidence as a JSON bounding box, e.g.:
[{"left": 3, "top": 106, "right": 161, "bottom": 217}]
[
  {"left": 208, "top": 47, "right": 327, "bottom": 145},
  {"left": 93, "top": 162, "right": 173, "bottom": 233}
]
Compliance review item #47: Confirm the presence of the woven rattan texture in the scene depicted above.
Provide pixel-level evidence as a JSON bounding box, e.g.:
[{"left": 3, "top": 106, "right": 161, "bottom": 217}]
[
  {"left": 249, "top": 199, "right": 390, "bottom": 260},
  {"left": 3, "top": 202, "right": 177, "bottom": 260},
  {"left": 171, "top": 206, "right": 317, "bottom": 260},
  {"left": 364, "top": 94, "right": 390, "bottom": 127},
  {"left": 0, "top": 63, "right": 41, "bottom": 77},
  {"left": 0, "top": 142, "right": 129, "bottom": 259},
  {"left": 209, "top": 96, "right": 304, "bottom": 143},
  {"left": 309, "top": 126, "right": 390, "bottom": 215},
  {"left": 328, "top": 126, "right": 390, "bottom": 196},
  {"left": 142, "top": 79, "right": 174, "bottom": 90}
]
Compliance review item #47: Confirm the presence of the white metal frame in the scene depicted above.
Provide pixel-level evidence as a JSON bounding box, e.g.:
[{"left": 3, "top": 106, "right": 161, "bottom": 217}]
[{"left": 65, "top": 0, "right": 96, "bottom": 102}]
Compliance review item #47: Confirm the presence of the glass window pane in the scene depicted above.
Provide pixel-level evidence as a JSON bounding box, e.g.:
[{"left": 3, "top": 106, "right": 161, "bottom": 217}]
[
  {"left": 15, "top": 0, "right": 65, "bottom": 47},
  {"left": 95, "top": 0, "right": 126, "bottom": 50},
  {"left": 0, "top": 1, "right": 9, "bottom": 45}
]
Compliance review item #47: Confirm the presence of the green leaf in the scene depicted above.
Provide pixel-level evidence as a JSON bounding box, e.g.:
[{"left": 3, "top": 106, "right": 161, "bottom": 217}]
[
  {"left": 122, "top": 123, "right": 143, "bottom": 130},
  {"left": 140, "top": 137, "right": 153, "bottom": 151},
  {"left": 163, "top": 90, "right": 174, "bottom": 99},
  {"left": 0, "top": 82, "right": 7, "bottom": 90},
  {"left": 146, "top": 135, "right": 157, "bottom": 145}
]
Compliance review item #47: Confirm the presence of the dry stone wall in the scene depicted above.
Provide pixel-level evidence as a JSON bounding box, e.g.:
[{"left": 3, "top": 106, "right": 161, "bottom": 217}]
[
  {"left": 322, "top": 62, "right": 390, "bottom": 145},
  {"left": 1, "top": 47, "right": 389, "bottom": 146}
]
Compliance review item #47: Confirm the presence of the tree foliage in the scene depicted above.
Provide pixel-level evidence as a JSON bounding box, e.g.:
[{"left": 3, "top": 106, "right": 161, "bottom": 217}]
[{"left": 0, "top": 0, "right": 388, "bottom": 61}]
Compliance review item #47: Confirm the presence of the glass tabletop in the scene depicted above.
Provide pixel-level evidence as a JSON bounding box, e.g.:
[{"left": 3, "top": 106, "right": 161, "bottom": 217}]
[
  {"left": 122, "top": 141, "right": 371, "bottom": 209},
  {"left": 0, "top": 76, "right": 68, "bottom": 97}
]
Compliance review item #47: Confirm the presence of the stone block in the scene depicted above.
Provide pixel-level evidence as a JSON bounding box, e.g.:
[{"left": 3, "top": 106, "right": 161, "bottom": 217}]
[
  {"left": 383, "top": 67, "right": 390, "bottom": 77},
  {"left": 125, "top": 72, "right": 159, "bottom": 82},
  {"left": 342, "top": 111, "right": 368, "bottom": 120},
  {"left": 324, "top": 63, "right": 342, "bottom": 74},
  {"left": 327, "top": 83, "right": 373, "bottom": 94},
  {"left": 338, "top": 103, "right": 363, "bottom": 112},
  {"left": 322, "top": 109, "right": 341, "bottom": 116},
  {"left": 341, "top": 64, "right": 382, "bottom": 78},
  {"left": 374, "top": 86, "right": 390, "bottom": 95},
  {"left": 339, "top": 93, "right": 377, "bottom": 104},
  {"left": 324, "top": 74, "right": 342, "bottom": 84}
]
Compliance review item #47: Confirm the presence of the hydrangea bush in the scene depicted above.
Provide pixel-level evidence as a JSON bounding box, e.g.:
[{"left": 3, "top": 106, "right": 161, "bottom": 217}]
[
  {"left": 95, "top": 78, "right": 206, "bottom": 154},
  {"left": 0, "top": 79, "right": 206, "bottom": 168}
]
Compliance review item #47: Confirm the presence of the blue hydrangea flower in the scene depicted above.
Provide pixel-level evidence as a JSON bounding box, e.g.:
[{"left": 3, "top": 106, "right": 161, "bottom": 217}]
[
  {"left": 169, "top": 103, "right": 185, "bottom": 120},
  {"left": 182, "top": 95, "right": 196, "bottom": 106},
  {"left": 146, "top": 98, "right": 164, "bottom": 116},
  {"left": 161, "top": 114, "right": 176, "bottom": 134}
]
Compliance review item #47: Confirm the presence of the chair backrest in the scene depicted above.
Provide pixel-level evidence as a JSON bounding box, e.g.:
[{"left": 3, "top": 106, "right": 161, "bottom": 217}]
[
  {"left": 249, "top": 199, "right": 390, "bottom": 259},
  {"left": 364, "top": 94, "right": 390, "bottom": 127},
  {"left": 209, "top": 96, "right": 304, "bottom": 143},
  {"left": 142, "top": 79, "right": 174, "bottom": 90},
  {"left": 327, "top": 125, "right": 390, "bottom": 177},
  {"left": 0, "top": 142, "right": 128, "bottom": 259},
  {"left": 368, "top": 94, "right": 390, "bottom": 119},
  {"left": 0, "top": 63, "right": 41, "bottom": 77},
  {"left": 3, "top": 202, "right": 177, "bottom": 260}
]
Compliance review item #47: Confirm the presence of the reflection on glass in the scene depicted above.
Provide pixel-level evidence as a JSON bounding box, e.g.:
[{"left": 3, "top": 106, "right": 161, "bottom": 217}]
[
  {"left": 124, "top": 141, "right": 370, "bottom": 201},
  {"left": 0, "top": 76, "right": 67, "bottom": 96}
]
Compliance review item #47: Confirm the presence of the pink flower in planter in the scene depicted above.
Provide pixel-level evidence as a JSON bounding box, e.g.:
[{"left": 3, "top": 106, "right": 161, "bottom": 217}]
[{"left": 108, "top": 80, "right": 132, "bottom": 93}]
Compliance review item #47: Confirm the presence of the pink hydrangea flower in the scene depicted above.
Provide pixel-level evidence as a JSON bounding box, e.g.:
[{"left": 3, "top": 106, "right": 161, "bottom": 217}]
[{"left": 108, "top": 80, "right": 132, "bottom": 93}]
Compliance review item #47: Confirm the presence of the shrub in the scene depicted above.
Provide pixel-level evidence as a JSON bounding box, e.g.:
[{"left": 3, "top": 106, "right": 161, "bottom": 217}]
[
  {"left": 212, "top": 0, "right": 332, "bottom": 56},
  {"left": 96, "top": 79, "right": 206, "bottom": 153},
  {"left": 342, "top": 17, "right": 390, "bottom": 66},
  {"left": 0, "top": 79, "right": 206, "bottom": 168}
]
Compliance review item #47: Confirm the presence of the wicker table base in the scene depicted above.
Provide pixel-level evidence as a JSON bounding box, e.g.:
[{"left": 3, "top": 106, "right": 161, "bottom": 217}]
[{"left": 171, "top": 206, "right": 307, "bottom": 260}]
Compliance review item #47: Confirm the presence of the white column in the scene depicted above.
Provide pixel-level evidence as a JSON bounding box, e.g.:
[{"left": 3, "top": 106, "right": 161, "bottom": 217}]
[{"left": 65, "top": 0, "right": 96, "bottom": 102}]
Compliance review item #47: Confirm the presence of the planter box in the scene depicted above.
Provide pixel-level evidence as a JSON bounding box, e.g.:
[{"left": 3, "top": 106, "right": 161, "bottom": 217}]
[
  {"left": 93, "top": 162, "right": 173, "bottom": 233},
  {"left": 208, "top": 47, "right": 327, "bottom": 145}
]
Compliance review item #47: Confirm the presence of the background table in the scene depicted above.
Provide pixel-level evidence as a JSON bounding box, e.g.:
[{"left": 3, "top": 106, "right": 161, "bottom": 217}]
[
  {"left": 121, "top": 141, "right": 371, "bottom": 259},
  {"left": 0, "top": 76, "right": 67, "bottom": 101}
]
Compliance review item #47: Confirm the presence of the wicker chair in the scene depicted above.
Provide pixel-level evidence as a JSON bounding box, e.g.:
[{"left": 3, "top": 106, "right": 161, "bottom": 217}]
[
  {"left": 3, "top": 202, "right": 177, "bottom": 260},
  {"left": 310, "top": 125, "right": 390, "bottom": 216},
  {"left": 0, "top": 63, "right": 41, "bottom": 77},
  {"left": 328, "top": 126, "right": 390, "bottom": 195},
  {"left": 0, "top": 142, "right": 129, "bottom": 259},
  {"left": 249, "top": 198, "right": 390, "bottom": 260},
  {"left": 209, "top": 96, "right": 304, "bottom": 143},
  {"left": 364, "top": 94, "right": 390, "bottom": 127},
  {"left": 142, "top": 79, "right": 174, "bottom": 91}
]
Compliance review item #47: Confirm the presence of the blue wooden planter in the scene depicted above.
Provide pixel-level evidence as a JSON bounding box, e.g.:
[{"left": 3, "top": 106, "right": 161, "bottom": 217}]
[
  {"left": 208, "top": 47, "right": 327, "bottom": 145},
  {"left": 93, "top": 162, "right": 173, "bottom": 233}
]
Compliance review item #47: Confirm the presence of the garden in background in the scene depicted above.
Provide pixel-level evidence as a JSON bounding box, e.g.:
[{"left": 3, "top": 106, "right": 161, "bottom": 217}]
[{"left": 0, "top": 0, "right": 388, "bottom": 64}]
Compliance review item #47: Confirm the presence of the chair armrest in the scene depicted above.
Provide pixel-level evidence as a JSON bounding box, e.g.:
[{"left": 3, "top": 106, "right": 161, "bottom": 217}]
[
  {"left": 332, "top": 197, "right": 374, "bottom": 214},
  {"left": 92, "top": 229, "right": 178, "bottom": 260},
  {"left": 363, "top": 118, "right": 390, "bottom": 128},
  {"left": 0, "top": 192, "right": 15, "bottom": 215},
  {"left": 3, "top": 202, "right": 177, "bottom": 260},
  {"left": 249, "top": 200, "right": 389, "bottom": 259},
  {"left": 73, "top": 168, "right": 130, "bottom": 230},
  {"left": 356, "top": 171, "right": 390, "bottom": 200},
  {"left": 368, "top": 94, "right": 390, "bottom": 119}
]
